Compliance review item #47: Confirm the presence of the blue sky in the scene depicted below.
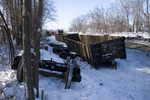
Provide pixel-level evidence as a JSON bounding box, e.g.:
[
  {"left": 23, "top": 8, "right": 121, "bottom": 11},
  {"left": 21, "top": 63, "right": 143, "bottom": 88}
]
[{"left": 44, "top": 0, "right": 116, "bottom": 30}]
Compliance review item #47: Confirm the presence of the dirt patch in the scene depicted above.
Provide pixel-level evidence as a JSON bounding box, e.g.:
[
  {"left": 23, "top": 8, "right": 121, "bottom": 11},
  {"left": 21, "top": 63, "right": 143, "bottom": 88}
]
[{"left": 125, "top": 41, "right": 150, "bottom": 51}]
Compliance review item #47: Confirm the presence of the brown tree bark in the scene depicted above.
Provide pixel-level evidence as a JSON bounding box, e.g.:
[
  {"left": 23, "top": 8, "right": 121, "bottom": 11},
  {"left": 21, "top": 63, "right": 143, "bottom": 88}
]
[
  {"left": 33, "top": 0, "right": 44, "bottom": 98},
  {"left": 22, "top": 0, "right": 35, "bottom": 99}
]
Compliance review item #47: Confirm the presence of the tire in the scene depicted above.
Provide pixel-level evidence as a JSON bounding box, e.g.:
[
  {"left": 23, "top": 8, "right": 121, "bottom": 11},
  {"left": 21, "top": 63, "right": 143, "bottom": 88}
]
[{"left": 17, "top": 58, "right": 23, "bottom": 82}]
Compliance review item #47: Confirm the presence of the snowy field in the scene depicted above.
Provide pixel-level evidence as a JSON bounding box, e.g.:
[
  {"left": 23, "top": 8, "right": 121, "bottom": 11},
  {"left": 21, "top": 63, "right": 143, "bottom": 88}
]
[{"left": 0, "top": 35, "right": 150, "bottom": 100}]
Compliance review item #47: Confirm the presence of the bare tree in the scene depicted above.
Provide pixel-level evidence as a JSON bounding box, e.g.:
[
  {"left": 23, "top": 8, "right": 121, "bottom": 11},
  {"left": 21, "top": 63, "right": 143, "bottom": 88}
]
[
  {"left": 43, "top": 0, "right": 56, "bottom": 24},
  {"left": 0, "top": 0, "right": 56, "bottom": 99},
  {"left": 119, "top": 0, "right": 131, "bottom": 32},
  {"left": 69, "top": 0, "right": 150, "bottom": 34},
  {"left": 142, "top": 0, "right": 150, "bottom": 33},
  {"left": 31, "top": 0, "right": 44, "bottom": 98},
  {"left": 69, "top": 15, "right": 87, "bottom": 33},
  {"left": 0, "top": 0, "right": 24, "bottom": 47},
  {"left": 108, "top": 2, "right": 128, "bottom": 32},
  {"left": 0, "top": 10, "right": 15, "bottom": 65},
  {"left": 88, "top": 7, "right": 108, "bottom": 33},
  {"left": 130, "top": 0, "right": 144, "bottom": 32},
  {"left": 22, "top": 0, "right": 35, "bottom": 99}
]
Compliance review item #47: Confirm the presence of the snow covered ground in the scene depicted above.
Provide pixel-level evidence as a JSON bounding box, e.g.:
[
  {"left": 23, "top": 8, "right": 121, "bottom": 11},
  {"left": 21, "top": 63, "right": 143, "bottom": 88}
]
[
  {"left": 0, "top": 35, "right": 150, "bottom": 100},
  {"left": 126, "top": 40, "right": 150, "bottom": 46}
]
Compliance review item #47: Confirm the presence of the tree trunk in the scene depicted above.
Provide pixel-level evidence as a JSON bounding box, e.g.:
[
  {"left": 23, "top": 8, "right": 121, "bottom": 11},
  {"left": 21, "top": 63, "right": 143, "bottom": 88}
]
[
  {"left": 132, "top": 17, "right": 135, "bottom": 32},
  {"left": 33, "top": 0, "right": 43, "bottom": 98},
  {"left": 22, "top": 0, "right": 35, "bottom": 99},
  {"left": 136, "top": 16, "right": 139, "bottom": 33},
  {"left": 20, "top": 0, "right": 23, "bottom": 48},
  {"left": 127, "top": 14, "right": 130, "bottom": 32},
  {"left": 0, "top": 10, "right": 15, "bottom": 65}
]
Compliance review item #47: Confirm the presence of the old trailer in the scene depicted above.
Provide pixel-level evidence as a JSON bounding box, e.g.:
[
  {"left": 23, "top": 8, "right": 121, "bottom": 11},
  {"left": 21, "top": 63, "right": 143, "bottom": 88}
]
[
  {"left": 56, "top": 34, "right": 126, "bottom": 69},
  {"left": 11, "top": 55, "right": 81, "bottom": 89}
]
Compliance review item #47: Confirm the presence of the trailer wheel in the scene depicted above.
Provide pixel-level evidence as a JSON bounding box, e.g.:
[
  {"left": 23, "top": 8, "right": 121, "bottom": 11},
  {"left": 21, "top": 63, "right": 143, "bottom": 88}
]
[
  {"left": 17, "top": 66, "right": 23, "bottom": 82},
  {"left": 17, "top": 58, "right": 23, "bottom": 82},
  {"left": 11, "top": 56, "right": 22, "bottom": 70},
  {"left": 72, "top": 60, "right": 82, "bottom": 82}
]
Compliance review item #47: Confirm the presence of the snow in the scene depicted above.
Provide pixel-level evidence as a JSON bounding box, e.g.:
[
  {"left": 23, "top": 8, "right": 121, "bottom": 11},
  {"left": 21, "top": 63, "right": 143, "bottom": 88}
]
[
  {"left": 78, "top": 32, "right": 150, "bottom": 38},
  {"left": 0, "top": 23, "right": 5, "bottom": 27},
  {"left": 38, "top": 36, "right": 150, "bottom": 100},
  {"left": 38, "top": 28, "right": 41, "bottom": 33},
  {"left": 0, "top": 66, "right": 25, "bottom": 100},
  {"left": 45, "top": 35, "right": 67, "bottom": 47},
  {"left": 40, "top": 48, "right": 64, "bottom": 63},
  {"left": 38, "top": 48, "right": 150, "bottom": 100},
  {"left": 0, "top": 35, "right": 150, "bottom": 100}
]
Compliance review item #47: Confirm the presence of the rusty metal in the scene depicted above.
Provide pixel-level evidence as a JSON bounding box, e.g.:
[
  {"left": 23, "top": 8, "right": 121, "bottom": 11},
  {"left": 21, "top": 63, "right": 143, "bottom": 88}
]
[{"left": 39, "top": 60, "right": 67, "bottom": 72}]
